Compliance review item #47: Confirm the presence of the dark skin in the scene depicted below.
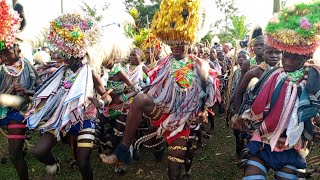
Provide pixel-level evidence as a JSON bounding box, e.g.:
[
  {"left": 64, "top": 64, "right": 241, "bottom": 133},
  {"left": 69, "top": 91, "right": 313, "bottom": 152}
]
[
  {"left": 100, "top": 44, "right": 208, "bottom": 179},
  {"left": 217, "top": 51, "right": 228, "bottom": 74},
  {"left": 32, "top": 56, "right": 111, "bottom": 180},
  {"left": 233, "top": 52, "right": 305, "bottom": 179},
  {"left": 239, "top": 37, "right": 265, "bottom": 83},
  {"left": 234, "top": 45, "right": 282, "bottom": 114},
  {"left": 0, "top": 45, "right": 40, "bottom": 180},
  {"left": 145, "top": 47, "right": 160, "bottom": 68},
  {"left": 229, "top": 52, "right": 250, "bottom": 104},
  {"left": 209, "top": 48, "right": 225, "bottom": 77},
  {"left": 130, "top": 48, "right": 149, "bottom": 76},
  {"left": 0, "top": 46, "right": 37, "bottom": 96}
]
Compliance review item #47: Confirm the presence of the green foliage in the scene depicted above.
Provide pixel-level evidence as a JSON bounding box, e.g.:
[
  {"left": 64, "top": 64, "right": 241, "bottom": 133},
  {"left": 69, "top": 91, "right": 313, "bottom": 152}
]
[
  {"left": 213, "top": 15, "right": 250, "bottom": 46},
  {"left": 124, "top": 0, "right": 161, "bottom": 28},
  {"left": 133, "top": 28, "right": 150, "bottom": 48},
  {"left": 129, "top": 7, "right": 139, "bottom": 20},
  {"left": 226, "top": 15, "right": 250, "bottom": 41},
  {"left": 215, "top": 32, "right": 234, "bottom": 46},
  {"left": 124, "top": 23, "right": 150, "bottom": 48},
  {"left": 124, "top": 24, "right": 137, "bottom": 38},
  {"left": 80, "top": 1, "right": 110, "bottom": 22},
  {"left": 213, "top": 0, "right": 239, "bottom": 32},
  {"left": 201, "top": 30, "right": 214, "bottom": 44},
  {"left": 136, "top": 3, "right": 160, "bottom": 28}
]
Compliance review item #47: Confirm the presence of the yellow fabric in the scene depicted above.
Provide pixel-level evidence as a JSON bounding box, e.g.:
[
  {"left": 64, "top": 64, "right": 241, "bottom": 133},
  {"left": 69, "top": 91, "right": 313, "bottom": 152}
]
[{"left": 77, "top": 142, "right": 94, "bottom": 148}]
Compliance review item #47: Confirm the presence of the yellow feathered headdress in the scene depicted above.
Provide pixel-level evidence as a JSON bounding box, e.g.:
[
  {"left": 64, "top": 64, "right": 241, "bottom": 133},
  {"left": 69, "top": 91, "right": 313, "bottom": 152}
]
[{"left": 151, "top": 0, "right": 200, "bottom": 45}]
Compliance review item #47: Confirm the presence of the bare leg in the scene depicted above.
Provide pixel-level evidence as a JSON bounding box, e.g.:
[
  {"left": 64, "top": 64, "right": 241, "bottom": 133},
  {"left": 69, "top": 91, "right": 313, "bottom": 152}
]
[
  {"left": 69, "top": 135, "right": 77, "bottom": 167},
  {"left": 242, "top": 156, "right": 266, "bottom": 179},
  {"left": 32, "top": 132, "right": 58, "bottom": 165},
  {"left": 275, "top": 167, "right": 297, "bottom": 180},
  {"left": 233, "top": 129, "right": 244, "bottom": 161},
  {"left": 100, "top": 93, "right": 156, "bottom": 165},
  {"left": 183, "top": 137, "right": 196, "bottom": 180},
  {"left": 8, "top": 121, "right": 28, "bottom": 180},
  {"left": 112, "top": 114, "right": 127, "bottom": 148},
  {"left": 76, "top": 128, "right": 95, "bottom": 180},
  {"left": 168, "top": 138, "right": 187, "bottom": 180},
  {"left": 122, "top": 93, "right": 155, "bottom": 145}
]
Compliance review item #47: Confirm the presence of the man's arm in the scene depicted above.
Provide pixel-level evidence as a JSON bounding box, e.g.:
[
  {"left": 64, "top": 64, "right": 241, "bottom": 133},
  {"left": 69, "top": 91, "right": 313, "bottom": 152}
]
[
  {"left": 234, "top": 69, "right": 256, "bottom": 114},
  {"left": 92, "top": 70, "right": 107, "bottom": 96}
]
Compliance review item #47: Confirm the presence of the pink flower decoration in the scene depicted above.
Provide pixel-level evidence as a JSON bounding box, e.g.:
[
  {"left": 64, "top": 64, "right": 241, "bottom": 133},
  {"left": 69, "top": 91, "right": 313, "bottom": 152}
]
[
  {"left": 270, "top": 16, "right": 279, "bottom": 24},
  {"left": 79, "top": 21, "right": 89, "bottom": 31},
  {"left": 63, "top": 81, "right": 72, "bottom": 89},
  {"left": 300, "top": 17, "right": 312, "bottom": 30}
]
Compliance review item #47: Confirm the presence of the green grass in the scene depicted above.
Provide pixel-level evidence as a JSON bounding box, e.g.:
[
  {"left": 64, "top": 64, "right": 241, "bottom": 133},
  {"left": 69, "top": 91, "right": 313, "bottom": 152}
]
[{"left": 0, "top": 117, "right": 254, "bottom": 179}]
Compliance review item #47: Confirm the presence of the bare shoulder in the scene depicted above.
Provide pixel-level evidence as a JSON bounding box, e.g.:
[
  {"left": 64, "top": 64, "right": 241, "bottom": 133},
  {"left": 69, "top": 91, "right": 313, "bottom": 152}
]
[{"left": 241, "top": 60, "right": 250, "bottom": 71}]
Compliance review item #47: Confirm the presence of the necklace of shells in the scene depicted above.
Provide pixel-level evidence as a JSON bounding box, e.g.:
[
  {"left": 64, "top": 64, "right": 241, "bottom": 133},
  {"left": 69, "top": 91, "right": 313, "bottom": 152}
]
[{"left": 1, "top": 59, "right": 24, "bottom": 77}]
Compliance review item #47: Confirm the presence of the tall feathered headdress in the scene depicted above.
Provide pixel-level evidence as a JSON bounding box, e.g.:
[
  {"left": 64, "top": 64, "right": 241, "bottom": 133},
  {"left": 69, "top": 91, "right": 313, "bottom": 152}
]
[
  {"left": 151, "top": 0, "right": 201, "bottom": 45},
  {"left": 247, "top": 25, "right": 263, "bottom": 54},
  {"left": 48, "top": 13, "right": 102, "bottom": 59}
]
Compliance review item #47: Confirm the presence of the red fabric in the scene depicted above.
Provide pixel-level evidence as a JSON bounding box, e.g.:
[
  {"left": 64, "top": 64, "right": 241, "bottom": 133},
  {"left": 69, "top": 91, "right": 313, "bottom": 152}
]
[
  {"left": 250, "top": 70, "right": 288, "bottom": 136},
  {"left": 151, "top": 113, "right": 190, "bottom": 145},
  {"left": 7, "top": 124, "right": 25, "bottom": 129},
  {"left": 260, "top": 81, "right": 287, "bottom": 135},
  {"left": 7, "top": 135, "right": 26, "bottom": 139},
  {"left": 250, "top": 71, "right": 281, "bottom": 122},
  {"left": 147, "top": 55, "right": 170, "bottom": 83}
]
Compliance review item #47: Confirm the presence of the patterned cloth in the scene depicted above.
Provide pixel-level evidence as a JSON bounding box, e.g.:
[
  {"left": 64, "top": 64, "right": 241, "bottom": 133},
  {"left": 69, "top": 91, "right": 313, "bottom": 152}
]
[
  {"left": 0, "top": 59, "right": 36, "bottom": 124},
  {"left": 147, "top": 54, "right": 220, "bottom": 141},
  {"left": 26, "top": 63, "right": 95, "bottom": 139},
  {"left": 242, "top": 66, "right": 320, "bottom": 152}
]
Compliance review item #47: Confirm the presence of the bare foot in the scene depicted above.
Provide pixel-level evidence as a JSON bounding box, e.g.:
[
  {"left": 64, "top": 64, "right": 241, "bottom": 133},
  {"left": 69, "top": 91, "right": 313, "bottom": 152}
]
[{"left": 100, "top": 153, "right": 124, "bottom": 166}]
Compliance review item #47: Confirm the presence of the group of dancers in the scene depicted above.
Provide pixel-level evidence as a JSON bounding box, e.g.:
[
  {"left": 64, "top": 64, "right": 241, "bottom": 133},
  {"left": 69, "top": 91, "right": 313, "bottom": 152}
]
[{"left": 2, "top": 0, "right": 320, "bottom": 180}]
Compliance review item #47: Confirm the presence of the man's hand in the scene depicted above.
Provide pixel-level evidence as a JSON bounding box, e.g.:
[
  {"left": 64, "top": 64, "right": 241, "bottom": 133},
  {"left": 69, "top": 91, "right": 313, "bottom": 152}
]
[
  {"left": 13, "top": 83, "right": 27, "bottom": 95},
  {"left": 101, "top": 89, "right": 113, "bottom": 106},
  {"left": 231, "top": 115, "right": 247, "bottom": 131},
  {"left": 197, "top": 110, "right": 209, "bottom": 123}
]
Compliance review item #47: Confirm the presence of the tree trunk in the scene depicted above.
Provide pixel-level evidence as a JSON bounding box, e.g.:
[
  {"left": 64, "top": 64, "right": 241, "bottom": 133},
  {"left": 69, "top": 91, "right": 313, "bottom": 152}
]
[
  {"left": 61, "top": 0, "right": 64, "bottom": 13},
  {"left": 12, "top": 0, "right": 17, "bottom": 6},
  {"left": 273, "top": 0, "right": 281, "bottom": 14}
]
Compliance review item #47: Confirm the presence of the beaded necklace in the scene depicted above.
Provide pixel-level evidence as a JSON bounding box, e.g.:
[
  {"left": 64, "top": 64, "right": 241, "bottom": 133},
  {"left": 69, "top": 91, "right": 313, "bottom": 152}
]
[
  {"left": 170, "top": 57, "right": 195, "bottom": 89},
  {"left": 106, "top": 80, "right": 126, "bottom": 93},
  {"left": 109, "top": 63, "right": 122, "bottom": 77},
  {"left": 63, "top": 65, "right": 83, "bottom": 89},
  {"left": 287, "top": 68, "right": 305, "bottom": 83},
  {"left": 1, "top": 58, "right": 24, "bottom": 77}
]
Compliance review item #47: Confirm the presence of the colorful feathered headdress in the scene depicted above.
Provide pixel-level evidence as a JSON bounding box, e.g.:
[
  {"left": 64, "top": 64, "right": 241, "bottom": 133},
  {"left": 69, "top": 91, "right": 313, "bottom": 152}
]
[
  {"left": 265, "top": 1, "right": 320, "bottom": 55},
  {"left": 151, "top": 0, "right": 200, "bottom": 45},
  {"left": 0, "top": 0, "right": 22, "bottom": 50},
  {"left": 48, "top": 13, "right": 102, "bottom": 59}
]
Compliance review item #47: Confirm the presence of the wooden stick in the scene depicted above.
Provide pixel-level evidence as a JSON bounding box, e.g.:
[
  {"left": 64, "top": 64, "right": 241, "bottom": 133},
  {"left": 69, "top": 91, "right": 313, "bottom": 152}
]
[
  {"left": 224, "top": 47, "right": 238, "bottom": 116},
  {"left": 146, "top": 15, "right": 154, "bottom": 64}
]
